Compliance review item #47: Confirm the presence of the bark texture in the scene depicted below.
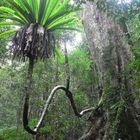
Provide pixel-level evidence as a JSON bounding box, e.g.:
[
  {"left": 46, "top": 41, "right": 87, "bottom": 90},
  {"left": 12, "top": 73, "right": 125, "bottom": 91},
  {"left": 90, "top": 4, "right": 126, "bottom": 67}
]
[{"left": 82, "top": 0, "right": 140, "bottom": 139}]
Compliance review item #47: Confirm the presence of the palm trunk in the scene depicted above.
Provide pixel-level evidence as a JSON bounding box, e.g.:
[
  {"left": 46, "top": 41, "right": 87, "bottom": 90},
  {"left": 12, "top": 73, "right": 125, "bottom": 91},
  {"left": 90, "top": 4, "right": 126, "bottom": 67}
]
[{"left": 23, "top": 57, "right": 36, "bottom": 135}]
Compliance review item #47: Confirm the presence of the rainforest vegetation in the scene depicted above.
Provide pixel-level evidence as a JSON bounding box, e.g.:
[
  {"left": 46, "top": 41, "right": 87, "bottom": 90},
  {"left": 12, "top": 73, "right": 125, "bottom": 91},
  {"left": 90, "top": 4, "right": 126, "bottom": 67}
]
[{"left": 0, "top": 0, "right": 140, "bottom": 140}]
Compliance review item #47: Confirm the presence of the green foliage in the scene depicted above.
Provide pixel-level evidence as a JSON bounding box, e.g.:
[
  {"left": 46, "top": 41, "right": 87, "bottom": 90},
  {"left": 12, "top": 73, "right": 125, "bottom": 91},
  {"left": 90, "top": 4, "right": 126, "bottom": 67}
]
[
  {"left": 29, "top": 119, "right": 38, "bottom": 128},
  {"left": 0, "top": 65, "right": 25, "bottom": 128},
  {"left": 0, "top": 127, "right": 32, "bottom": 140},
  {"left": 0, "top": 0, "right": 79, "bottom": 39},
  {"left": 124, "top": 0, "right": 140, "bottom": 99},
  {"left": 69, "top": 47, "right": 92, "bottom": 82}
]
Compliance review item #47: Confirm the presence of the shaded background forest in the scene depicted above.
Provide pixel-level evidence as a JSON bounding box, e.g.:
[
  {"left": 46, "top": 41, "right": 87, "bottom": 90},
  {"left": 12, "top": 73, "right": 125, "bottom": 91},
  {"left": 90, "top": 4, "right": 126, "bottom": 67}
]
[{"left": 1, "top": 0, "right": 140, "bottom": 140}]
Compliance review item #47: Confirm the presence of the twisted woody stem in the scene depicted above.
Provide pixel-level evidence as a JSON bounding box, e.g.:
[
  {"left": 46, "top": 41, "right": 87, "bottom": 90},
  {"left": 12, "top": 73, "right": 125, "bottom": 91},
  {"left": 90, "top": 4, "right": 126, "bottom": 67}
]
[
  {"left": 34, "top": 85, "right": 95, "bottom": 132},
  {"left": 23, "top": 84, "right": 96, "bottom": 135}
]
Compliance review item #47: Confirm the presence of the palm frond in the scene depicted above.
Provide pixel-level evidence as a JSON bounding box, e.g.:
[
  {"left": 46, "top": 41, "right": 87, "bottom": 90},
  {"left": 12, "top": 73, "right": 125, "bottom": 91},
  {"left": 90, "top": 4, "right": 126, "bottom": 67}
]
[
  {"left": 0, "top": 21, "right": 21, "bottom": 27},
  {"left": 38, "top": 0, "right": 46, "bottom": 23},
  {"left": 0, "top": 29, "right": 17, "bottom": 39},
  {"left": 48, "top": 17, "right": 78, "bottom": 30},
  {"left": 41, "top": 0, "right": 61, "bottom": 25},
  {"left": 45, "top": 7, "right": 79, "bottom": 27},
  {"left": 0, "top": 14, "right": 25, "bottom": 24},
  {"left": 1, "top": 0, "right": 80, "bottom": 30},
  {"left": 4, "top": 0, "right": 32, "bottom": 23}
]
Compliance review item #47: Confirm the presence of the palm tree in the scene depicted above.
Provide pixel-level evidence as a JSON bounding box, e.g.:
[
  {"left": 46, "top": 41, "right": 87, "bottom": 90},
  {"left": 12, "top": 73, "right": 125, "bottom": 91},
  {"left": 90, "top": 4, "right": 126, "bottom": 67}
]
[
  {"left": 0, "top": 0, "right": 80, "bottom": 135},
  {"left": 0, "top": 0, "right": 79, "bottom": 60}
]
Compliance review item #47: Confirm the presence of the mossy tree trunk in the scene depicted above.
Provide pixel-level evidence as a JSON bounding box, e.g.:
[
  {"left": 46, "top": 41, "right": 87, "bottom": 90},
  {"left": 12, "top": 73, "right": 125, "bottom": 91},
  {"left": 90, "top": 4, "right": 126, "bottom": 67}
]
[{"left": 81, "top": 0, "right": 140, "bottom": 139}]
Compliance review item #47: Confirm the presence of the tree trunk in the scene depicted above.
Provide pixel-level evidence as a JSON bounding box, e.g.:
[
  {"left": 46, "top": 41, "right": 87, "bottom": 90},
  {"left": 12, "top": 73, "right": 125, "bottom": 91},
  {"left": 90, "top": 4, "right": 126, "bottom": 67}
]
[
  {"left": 23, "top": 57, "right": 36, "bottom": 134},
  {"left": 82, "top": 0, "right": 140, "bottom": 139}
]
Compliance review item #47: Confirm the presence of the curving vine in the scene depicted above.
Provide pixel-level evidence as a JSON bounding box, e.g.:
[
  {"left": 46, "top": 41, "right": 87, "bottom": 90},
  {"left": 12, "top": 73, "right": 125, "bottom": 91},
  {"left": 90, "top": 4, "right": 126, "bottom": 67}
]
[{"left": 23, "top": 84, "right": 97, "bottom": 135}]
